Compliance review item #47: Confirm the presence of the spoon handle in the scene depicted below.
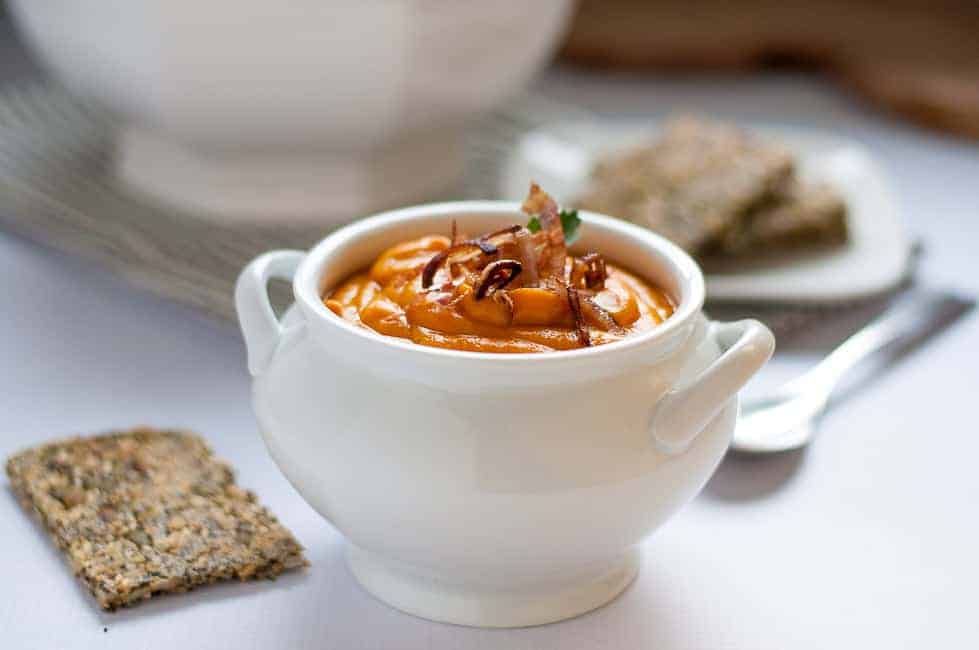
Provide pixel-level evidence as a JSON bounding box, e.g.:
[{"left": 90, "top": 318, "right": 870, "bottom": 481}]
[{"left": 799, "top": 289, "right": 973, "bottom": 391}]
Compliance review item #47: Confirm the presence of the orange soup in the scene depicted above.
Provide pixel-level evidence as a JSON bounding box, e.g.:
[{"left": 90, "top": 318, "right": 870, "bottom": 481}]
[{"left": 324, "top": 184, "right": 674, "bottom": 353}]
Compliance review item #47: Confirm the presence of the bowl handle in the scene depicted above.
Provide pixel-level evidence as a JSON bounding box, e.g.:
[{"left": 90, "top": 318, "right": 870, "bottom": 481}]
[
  {"left": 235, "top": 250, "right": 306, "bottom": 376},
  {"left": 650, "top": 319, "right": 774, "bottom": 454}
]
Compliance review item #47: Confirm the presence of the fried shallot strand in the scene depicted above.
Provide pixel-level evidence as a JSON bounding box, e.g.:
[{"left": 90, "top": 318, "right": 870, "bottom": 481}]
[
  {"left": 565, "top": 284, "right": 591, "bottom": 347},
  {"left": 522, "top": 183, "right": 566, "bottom": 281},
  {"left": 422, "top": 226, "right": 524, "bottom": 289},
  {"left": 421, "top": 240, "right": 497, "bottom": 288},
  {"left": 513, "top": 226, "right": 540, "bottom": 287},
  {"left": 579, "top": 252, "right": 608, "bottom": 290},
  {"left": 581, "top": 296, "right": 625, "bottom": 334},
  {"left": 492, "top": 290, "right": 514, "bottom": 326},
  {"left": 474, "top": 259, "right": 522, "bottom": 299}
]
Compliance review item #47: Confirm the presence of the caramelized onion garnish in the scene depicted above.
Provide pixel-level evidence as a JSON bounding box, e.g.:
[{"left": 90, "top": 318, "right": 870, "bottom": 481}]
[
  {"left": 493, "top": 290, "right": 515, "bottom": 326},
  {"left": 565, "top": 284, "right": 591, "bottom": 347},
  {"left": 421, "top": 240, "right": 499, "bottom": 288},
  {"left": 522, "top": 183, "right": 565, "bottom": 280},
  {"left": 514, "top": 226, "right": 539, "bottom": 287},
  {"left": 421, "top": 225, "right": 524, "bottom": 289},
  {"left": 473, "top": 240, "right": 499, "bottom": 255},
  {"left": 581, "top": 296, "right": 625, "bottom": 334},
  {"left": 579, "top": 252, "right": 608, "bottom": 290},
  {"left": 474, "top": 259, "right": 522, "bottom": 300},
  {"left": 483, "top": 224, "right": 523, "bottom": 241}
]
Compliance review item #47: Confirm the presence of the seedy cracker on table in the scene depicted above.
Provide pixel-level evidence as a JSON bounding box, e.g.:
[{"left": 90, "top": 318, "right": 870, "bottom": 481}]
[{"left": 5, "top": 428, "right": 307, "bottom": 610}]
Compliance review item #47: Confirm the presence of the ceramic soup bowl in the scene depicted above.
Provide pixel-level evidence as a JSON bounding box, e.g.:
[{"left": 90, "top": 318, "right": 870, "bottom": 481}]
[{"left": 235, "top": 202, "right": 774, "bottom": 627}]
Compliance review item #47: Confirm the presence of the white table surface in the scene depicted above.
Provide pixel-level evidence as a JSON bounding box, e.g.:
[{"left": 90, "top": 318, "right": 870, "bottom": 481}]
[{"left": 3, "top": 69, "right": 979, "bottom": 649}]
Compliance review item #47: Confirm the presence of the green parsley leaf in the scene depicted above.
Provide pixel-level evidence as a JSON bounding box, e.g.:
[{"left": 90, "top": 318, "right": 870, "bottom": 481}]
[
  {"left": 525, "top": 209, "right": 581, "bottom": 244},
  {"left": 559, "top": 209, "right": 581, "bottom": 244}
]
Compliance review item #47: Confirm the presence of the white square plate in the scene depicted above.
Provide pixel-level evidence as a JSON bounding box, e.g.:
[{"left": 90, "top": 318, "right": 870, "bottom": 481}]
[{"left": 500, "top": 120, "right": 912, "bottom": 302}]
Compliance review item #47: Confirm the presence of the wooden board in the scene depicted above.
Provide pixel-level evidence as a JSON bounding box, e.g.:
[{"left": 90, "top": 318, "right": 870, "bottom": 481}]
[{"left": 560, "top": 0, "right": 979, "bottom": 139}]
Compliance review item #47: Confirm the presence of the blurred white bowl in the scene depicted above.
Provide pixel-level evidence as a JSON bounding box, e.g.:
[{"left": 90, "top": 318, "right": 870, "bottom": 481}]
[{"left": 9, "top": 1, "right": 573, "bottom": 222}]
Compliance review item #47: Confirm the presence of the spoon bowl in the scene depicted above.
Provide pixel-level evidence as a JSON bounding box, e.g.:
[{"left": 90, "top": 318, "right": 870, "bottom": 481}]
[{"left": 732, "top": 289, "right": 973, "bottom": 454}]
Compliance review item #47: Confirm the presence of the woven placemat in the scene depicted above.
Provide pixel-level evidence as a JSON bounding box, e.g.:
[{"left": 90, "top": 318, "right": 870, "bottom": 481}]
[
  {"left": 0, "top": 84, "right": 571, "bottom": 320},
  {"left": 0, "top": 83, "right": 886, "bottom": 339}
]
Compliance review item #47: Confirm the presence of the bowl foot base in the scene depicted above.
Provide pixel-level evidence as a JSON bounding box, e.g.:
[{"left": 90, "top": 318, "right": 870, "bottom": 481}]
[
  {"left": 114, "top": 126, "right": 462, "bottom": 224},
  {"left": 346, "top": 545, "right": 639, "bottom": 628}
]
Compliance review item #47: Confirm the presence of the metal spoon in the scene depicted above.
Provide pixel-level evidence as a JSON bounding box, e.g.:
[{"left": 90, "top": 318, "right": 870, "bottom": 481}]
[{"left": 731, "top": 289, "right": 974, "bottom": 454}]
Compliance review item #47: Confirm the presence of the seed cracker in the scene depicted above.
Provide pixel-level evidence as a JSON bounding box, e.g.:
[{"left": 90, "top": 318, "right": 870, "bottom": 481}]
[
  {"left": 6, "top": 428, "right": 307, "bottom": 610},
  {"left": 576, "top": 116, "right": 795, "bottom": 253},
  {"left": 712, "top": 180, "right": 848, "bottom": 255}
]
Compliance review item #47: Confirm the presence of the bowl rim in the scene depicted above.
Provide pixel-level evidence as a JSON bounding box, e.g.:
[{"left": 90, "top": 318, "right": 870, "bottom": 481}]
[{"left": 293, "top": 201, "right": 705, "bottom": 364}]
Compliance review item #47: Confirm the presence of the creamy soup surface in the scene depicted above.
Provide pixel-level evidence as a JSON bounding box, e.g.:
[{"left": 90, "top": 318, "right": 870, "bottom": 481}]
[{"left": 324, "top": 184, "right": 675, "bottom": 353}]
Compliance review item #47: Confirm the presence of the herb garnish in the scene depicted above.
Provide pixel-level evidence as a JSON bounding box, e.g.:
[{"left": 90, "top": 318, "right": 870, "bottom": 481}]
[{"left": 526, "top": 209, "right": 581, "bottom": 244}]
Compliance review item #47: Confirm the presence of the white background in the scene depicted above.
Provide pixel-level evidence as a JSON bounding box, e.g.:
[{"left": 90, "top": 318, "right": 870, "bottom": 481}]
[{"left": 2, "top": 53, "right": 979, "bottom": 650}]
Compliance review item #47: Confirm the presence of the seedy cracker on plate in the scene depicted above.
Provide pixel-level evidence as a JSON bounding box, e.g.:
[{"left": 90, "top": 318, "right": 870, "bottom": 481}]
[
  {"left": 6, "top": 428, "right": 307, "bottom": 610},
  {"left": 711, "top": 180, "right": 849, "bottom": 256},
  {"left": 576, "top": 116, "right": 795, "bottom": 253}
]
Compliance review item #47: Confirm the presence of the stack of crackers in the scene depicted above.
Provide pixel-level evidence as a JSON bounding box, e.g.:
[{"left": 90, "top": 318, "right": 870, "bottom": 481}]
[
  {"left": 576, "top": 116, "right": 848, "bottom": 259},
  {"left": 6, "top": 428, "right": 307, "bottom": 610}
]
